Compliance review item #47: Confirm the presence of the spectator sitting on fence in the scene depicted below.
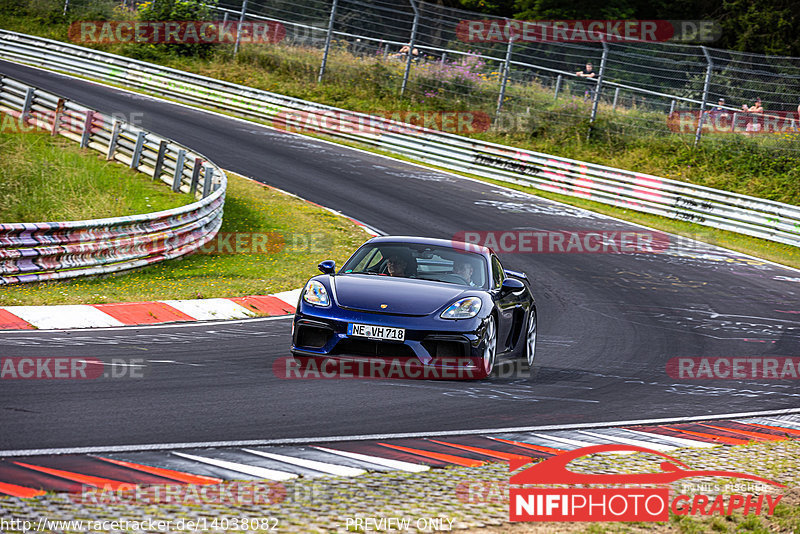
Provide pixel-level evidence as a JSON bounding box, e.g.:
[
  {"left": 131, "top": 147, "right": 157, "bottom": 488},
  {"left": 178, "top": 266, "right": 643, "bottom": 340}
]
[
  {"left": 391, "top": 43, "right": 420, "bottom": 61},
  {"left": 709, "top": 98, "right": 726, "bottom": 116},
  {"left": 744, "top": 97, "right": 764, "bottom": 133}
]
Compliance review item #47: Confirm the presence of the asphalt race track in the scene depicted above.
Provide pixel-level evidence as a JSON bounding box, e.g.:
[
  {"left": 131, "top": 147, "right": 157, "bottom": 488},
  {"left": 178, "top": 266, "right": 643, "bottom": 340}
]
[{"left": 1, "top": 59, "right": 799, "bottom": 452}]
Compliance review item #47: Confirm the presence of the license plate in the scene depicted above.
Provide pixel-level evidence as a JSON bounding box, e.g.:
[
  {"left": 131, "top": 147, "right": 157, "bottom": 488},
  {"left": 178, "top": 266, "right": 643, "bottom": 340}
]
[{"left": 348, "top": 323, "right": 405, "bottom": 341}]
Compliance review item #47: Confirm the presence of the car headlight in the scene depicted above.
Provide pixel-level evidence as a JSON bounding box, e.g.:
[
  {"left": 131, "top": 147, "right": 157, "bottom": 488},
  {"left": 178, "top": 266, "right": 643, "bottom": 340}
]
[
  {"left": 441, "top": 297, "right": 482, "bottom": 319},
  {"left": 303, "top": 280, "right": 330, "bottom": 307}
]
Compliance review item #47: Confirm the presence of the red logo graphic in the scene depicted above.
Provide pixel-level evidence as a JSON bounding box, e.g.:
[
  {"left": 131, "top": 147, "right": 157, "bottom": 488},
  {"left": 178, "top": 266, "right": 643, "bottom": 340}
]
[{"left": 509, "top": 444, "right": 784, "bottom": 522}]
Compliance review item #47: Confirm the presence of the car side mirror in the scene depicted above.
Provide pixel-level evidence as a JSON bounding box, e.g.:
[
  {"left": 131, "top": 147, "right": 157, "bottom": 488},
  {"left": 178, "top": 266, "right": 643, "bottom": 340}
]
[
  {"left": 318, "top": 260, "right": 336, "bottom": 274},
  {"left": 500, "top": 277, "right": 525, "bottom": 295}
]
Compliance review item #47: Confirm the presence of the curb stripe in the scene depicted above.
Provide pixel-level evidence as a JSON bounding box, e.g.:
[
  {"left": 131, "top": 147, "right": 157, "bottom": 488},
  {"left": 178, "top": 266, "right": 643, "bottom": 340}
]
[
  {"left": 312, "top": 447, "right": 429, "bottom": 473},
  {"left": 241, "top": 449, "right": 366, "bottom": 477},
  {"left": 13, "top": 462, "right": 130, "bottom": 490},
  {"left": 745, "top": 422, "right": 800, "bottom": 437},
  {"left": 93, "top": 302, "right": 195, "bottom": 325},
  {"left": 621, "top": 429, "right": 716, "bottom": 448},
  {"left": 228, "top": 296, "right": 294, "bottom": 316},
  {"left": 527, "top": 433, "right": 596, "bottom": 449},
  {"left": 576, "top": 431, "right": 677, "bottom": 451},
  {"left": 698, "top": 424, "right": 785, "bottom": 442},
  {"left": 487, "top": 437, "right": 562, "bottom": 455},
  {"left": 428, "top": 440, "right": 532, "bottom": 463},
  {"left": 2, "top": 305, "right": 125, "bottom": 329},
  {"left": 378, "top": 443, "right": 484, "bottom": 467},
  {"left": 171, "top": 452, "right": 297, "bottom": 481},
  {"left": 661, "top": 427, "right": 749, "bottom": 445},
  {"left": 0, "top": 481, "right": 46, "bottom": 498},
  {"left": 95, "top": 457, "right": 222, "bottom": 485},
  {"left": 0, "top": 309, "right": 35, "bottom": 329},
  {"left": 160, "top": 299, "right": 256, "bottom": 321}
]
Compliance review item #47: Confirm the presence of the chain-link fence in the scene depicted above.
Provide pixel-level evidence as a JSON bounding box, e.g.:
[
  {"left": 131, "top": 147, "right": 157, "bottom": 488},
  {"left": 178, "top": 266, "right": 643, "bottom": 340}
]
[{"left": 114, "top": 0, "right": 800, "bottom": 153}]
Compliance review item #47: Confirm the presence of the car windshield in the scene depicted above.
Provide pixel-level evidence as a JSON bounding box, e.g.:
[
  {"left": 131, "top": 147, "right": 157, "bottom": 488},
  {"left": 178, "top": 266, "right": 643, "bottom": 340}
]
[{"left": 340, "top": 243, "right": 489, "bottom": 289}]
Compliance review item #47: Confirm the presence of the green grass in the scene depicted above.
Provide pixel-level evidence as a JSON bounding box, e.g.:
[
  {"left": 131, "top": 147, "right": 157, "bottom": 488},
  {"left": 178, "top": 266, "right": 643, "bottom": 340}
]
[
  {"left": 0, "top": 127, "right": 193, "bottom": 222},
  {"left": 0, "top": 171, "right": 369, "bottom": 305}
]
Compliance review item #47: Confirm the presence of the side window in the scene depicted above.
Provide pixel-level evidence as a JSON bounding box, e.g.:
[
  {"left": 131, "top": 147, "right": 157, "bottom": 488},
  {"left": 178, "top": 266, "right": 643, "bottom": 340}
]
[{"left": 491, "top": 255, "right": 505, "bottom": 289}]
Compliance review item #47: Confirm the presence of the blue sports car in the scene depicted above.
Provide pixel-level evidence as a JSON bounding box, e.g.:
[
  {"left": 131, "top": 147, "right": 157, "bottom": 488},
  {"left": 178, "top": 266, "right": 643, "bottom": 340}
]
[{"left": 290, "top": 236, "right": 537, "bottom": 379}]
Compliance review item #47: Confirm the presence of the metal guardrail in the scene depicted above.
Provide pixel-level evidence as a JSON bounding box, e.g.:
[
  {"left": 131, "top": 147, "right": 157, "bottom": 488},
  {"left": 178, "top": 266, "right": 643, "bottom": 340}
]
[
  {"left": 1, "top": 29, "right": 797, "bottom": 248},
  {"left": 0, "top": 72, "right": 227, "bottom": 285}
]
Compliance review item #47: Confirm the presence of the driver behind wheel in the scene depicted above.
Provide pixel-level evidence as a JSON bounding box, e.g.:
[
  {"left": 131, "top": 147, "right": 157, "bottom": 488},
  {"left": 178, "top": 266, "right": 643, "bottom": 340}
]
[
  {"left": 382, "top": 248, "right": 417, "bottom": 278},
  {"left": 453, "top": 259, "right": 477, "bottom": 286}
]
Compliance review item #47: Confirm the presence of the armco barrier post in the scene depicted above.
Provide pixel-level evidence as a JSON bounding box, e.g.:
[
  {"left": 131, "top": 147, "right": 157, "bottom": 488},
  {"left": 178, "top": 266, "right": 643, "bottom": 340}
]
[
  {"left": 318, "top": 0, "right": 339, "bottom": 83},
  {"left": 694, "top": 46, "right": 712, "bottom": 147},
  {"left": 153, "top": 139, "right": 168, "bottom": 181},
  {"left": 107, "top": 120, "right": 120, "bottom": 160},
  {"left": 190, "top": 157, "right": 203, "bottom": 196},
  {"left": 131, "top": 130, "right": 146, "bottom": 169},
  {"left": 203, "top": 165, "right": 214, "bottom": 198},
  {"left": 20, "top": 87, "right": 33, "bottom": 123},
  {"left": 400, "top": 0, "right": 419, "bottom": 98},
  {"left": 172, "top": 149, "right": 186, "bottom": 192},
  {"left": 51, "top": 98, "right": 64, "bottom": 136},
  {"left": 80, "top": 111, "right": 94, "bottom": 148}
]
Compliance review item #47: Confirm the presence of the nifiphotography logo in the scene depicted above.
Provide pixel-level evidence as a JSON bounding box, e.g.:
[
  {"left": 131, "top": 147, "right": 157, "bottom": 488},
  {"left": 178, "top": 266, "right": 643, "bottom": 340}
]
[{"left": 509, "top": 444, "right": 784, "bottom": 522}]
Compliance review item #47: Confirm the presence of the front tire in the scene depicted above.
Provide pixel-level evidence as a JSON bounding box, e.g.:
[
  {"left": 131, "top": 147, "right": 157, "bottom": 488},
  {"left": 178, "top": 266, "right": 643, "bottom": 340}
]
[
  {"left": 524, "top": 308, "right": 537, "bottom": 369},
  {"left": 476, "top": 315, "right": 497, "bottom": 379}
]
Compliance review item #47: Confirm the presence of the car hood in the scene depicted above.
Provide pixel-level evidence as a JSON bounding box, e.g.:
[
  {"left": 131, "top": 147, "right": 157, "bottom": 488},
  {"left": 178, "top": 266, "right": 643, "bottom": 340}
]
[{"left": 332, "top": 274, "right": 471, "bottom": 315}]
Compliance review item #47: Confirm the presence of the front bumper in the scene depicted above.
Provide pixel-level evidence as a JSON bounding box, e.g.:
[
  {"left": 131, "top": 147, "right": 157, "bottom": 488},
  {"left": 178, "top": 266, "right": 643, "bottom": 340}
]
[{"left": 290, "top": 304, "right": 487, "bottom": 375}]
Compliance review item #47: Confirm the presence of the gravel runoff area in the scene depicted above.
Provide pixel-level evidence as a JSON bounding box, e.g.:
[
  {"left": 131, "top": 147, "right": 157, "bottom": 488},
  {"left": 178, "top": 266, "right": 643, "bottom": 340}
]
[{"left": 0, "top": 439, "right": 797, "bottom": 534}]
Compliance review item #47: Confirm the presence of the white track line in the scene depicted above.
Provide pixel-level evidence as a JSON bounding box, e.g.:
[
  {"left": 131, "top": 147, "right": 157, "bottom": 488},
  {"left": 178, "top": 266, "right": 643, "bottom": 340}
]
[
  {"left": 171, "top": 451, "right": 297, "bottom": 481},
  {"left": 2, "top": 407, "right": 798, "bottom": 457},
  {"left": 241, "top": 448, "right": 365, "bottom": 477},
  {"left": 312, "top": 447, "right": 429, "bottom": 473}
]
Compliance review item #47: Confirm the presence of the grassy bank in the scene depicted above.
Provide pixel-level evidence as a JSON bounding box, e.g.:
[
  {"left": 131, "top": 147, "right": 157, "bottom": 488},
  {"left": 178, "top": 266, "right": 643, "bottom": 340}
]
[
  {"left": 0, "top": 128, "right": 193, "bottom": 222},
  {"left": 0, "top": 170, "right": 369, "bottom": 305},
  {"left": 1, "top": 12, "right": 798, "bottom": 207}
]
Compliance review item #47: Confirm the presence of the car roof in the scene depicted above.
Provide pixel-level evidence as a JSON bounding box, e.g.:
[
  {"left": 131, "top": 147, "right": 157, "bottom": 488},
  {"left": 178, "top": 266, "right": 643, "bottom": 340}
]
[{"left": 367, "top": 235, "right": 491, "bottom": 256}]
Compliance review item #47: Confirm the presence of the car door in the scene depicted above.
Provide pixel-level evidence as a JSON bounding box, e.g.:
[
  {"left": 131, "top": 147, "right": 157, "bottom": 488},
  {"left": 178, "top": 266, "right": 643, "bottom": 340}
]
[{"left": 491, "top": 254, "right": 517, "bottom": 352}]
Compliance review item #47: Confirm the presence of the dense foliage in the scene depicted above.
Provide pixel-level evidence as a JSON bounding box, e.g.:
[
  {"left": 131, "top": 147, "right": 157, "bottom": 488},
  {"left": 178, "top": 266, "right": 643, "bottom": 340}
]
[{"left": 442, "top": 0, "right": 800, "bottom": 57}]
